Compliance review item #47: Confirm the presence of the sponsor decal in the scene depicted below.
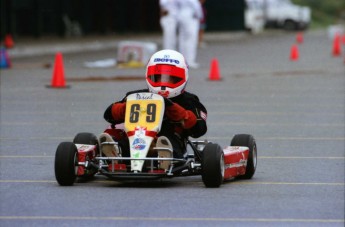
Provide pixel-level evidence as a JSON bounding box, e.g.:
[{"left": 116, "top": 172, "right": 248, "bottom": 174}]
[
  {"left": 154, "top": 56, "right": 179, "bottom": 64},
  {"left": 134, "top": 126, "right": 146, "bottom": 137},
  {"left": 136, "top": 93, "right": 154, "bottom": 100},
  {"left": 225, "top": 159, "right": 247, "bottom": 169},
  {"left": 200, "top": 111, "right": 207, "bottom": 120},
  {"left": 76, "top": 144, "right": 95, "bottom": 152},
  {"left": 127, "top": 127, "right": 157, "bottom": 137},
  {"left": 132, "top": 138, "right": 146, "bottom": 150}
]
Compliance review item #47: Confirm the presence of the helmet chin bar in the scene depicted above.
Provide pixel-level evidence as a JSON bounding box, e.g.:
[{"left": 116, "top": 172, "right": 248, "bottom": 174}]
[{"left": 158, "top": 90, "right": 170, "bottom": 97}]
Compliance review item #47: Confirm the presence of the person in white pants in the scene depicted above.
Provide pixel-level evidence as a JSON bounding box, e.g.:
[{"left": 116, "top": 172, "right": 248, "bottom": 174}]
[
  {"left": 177, "top": 0, "right": 203, "bottom": 68},
  {"left": 159, "top": 0, "right": 180, "bottom": 50}
]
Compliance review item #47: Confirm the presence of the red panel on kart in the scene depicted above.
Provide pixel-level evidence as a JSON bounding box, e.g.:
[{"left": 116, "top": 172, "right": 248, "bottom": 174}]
[
  {"left": 108, "top": 163, "right": 127, "bottom": 172},
  {"left": 148, "top": 169, "right": 165, "bottom": 174},
  {"left": 223, "top": 146, "right": 249, "bottom": 179},
  {"left": 77, "top": 152, "right": 86, "bottom": 176},
  {"left": 76, "top": 144, "right": 97, "bottom": 176}
]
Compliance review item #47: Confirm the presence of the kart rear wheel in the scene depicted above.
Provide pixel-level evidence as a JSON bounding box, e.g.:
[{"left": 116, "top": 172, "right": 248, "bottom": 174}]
[
  {"left": 231, "top": 134, "right": 257, "bottom": 179},
  {"left": 202, "top": 143, "right": 224, "bottom": 188},
  {"left": 55, "top": 142, "right": 78, "bottom": 186},
  {"left": 73, "top": 132, "right": 98, "bottom": 145}
]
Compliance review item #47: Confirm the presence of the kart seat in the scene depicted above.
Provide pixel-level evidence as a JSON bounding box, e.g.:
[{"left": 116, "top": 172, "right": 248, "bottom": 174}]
[{"left": 156, "top": 136, "right": 173, "bottom": 170}]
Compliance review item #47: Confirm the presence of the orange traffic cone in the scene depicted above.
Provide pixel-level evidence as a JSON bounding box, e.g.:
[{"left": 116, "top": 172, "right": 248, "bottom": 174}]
[
  {"left": 4, "top": 34, "right": 14, "bottom": 48},
  {"left": 290, "top": 44, "right": 299, "bottom": 61},
  {"left": 208, "top": 58, "right": 221, "bottom": 81},
  {"left": 0, "top": 47, "right": 11, "bottom": 69},
  {"left": 332, "top": 33, "right": 341, "bottom": 57},
  {"left": 46, "top": 52, "right": 70, "bottom": 88},
  {"left": 296, "top": 32, "right": 303, "bottom": 44}
]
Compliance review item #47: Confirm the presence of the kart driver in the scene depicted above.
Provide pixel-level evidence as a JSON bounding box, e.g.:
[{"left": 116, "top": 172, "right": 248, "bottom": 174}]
[{"left": 103, "top": 49, "right": 207, "bottom": 158}]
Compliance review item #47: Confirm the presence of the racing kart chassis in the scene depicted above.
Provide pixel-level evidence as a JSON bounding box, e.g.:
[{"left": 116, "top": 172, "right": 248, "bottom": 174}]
[
  {"left": 94, "top": 139, "right": 206, "bottom": 180},
  {"left": 54, "top": 92, "right": 257, "bottom": 188},
  {"left": 55, "top": 133, "right": 257, "bottom": 188}
]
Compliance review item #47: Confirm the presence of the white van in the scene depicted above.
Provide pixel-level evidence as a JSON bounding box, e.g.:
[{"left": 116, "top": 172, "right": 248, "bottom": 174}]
[{"left": 245, "top": 0, "right": 311, "bottom": 31}]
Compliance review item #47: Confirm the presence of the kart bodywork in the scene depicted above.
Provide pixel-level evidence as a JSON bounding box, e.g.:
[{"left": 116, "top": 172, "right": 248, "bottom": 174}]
[{"left": 55, "top": 93, "right": 257, "bottom": 187}]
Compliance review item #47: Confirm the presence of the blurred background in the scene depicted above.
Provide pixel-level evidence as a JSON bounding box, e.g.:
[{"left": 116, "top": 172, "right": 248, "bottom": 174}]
[{"left": 1, "top": 0, "right": 344, "bottom": 39}]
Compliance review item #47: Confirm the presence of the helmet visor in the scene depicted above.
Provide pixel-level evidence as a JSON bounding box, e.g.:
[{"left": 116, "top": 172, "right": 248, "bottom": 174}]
[{"left": 147, "top": 65, "right": 186, "bottom": 88}]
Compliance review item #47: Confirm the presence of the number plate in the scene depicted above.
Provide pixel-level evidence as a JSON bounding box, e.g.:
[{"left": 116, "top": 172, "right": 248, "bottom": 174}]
[{"left": 124, "top": 93, "right": 164, "bottom": 132}]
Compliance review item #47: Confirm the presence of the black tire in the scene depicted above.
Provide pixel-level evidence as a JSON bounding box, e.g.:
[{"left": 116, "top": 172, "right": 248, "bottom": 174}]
[
  {"left": 283, "top": 20, "right": 297, "bottom": 31},
  {"left": 73, "top": 132, "right": 98, "bottom": 145},
  {"left": 231, "top": 134, "right": 257, "bottom": 179},
  {"left": 202, "top": 143, "right": 224, "bottom": 188},
  {"left": 55, "top": 142, "right": 78, "bottom": 186}
]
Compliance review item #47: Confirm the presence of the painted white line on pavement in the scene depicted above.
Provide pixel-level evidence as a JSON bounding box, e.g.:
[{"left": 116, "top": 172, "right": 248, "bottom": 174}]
[
  {"left": 0, "top": 216, "right": 343, "bottom": 223},
  {"left": 0, "top": 180, "right": 343, "bottom": 186}
]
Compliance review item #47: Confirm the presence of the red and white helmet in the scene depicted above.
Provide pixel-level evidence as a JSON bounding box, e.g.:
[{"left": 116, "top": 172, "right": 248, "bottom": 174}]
[{"left": 146, "top": 49, "right": 188, "bottom": 98}]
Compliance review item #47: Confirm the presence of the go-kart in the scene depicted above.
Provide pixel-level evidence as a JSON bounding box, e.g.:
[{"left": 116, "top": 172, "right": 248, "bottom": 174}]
[{"left": 54, "top": 92, "right": 257, "bottom": 188}]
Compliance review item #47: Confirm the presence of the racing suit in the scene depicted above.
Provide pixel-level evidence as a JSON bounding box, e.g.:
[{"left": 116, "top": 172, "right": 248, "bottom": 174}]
[
  {"left": 104, "top": 89, "right": 207, "bottom": 158},
  {"left": 177, "top": 0, "right": 203, "bottom": 67},
  {"left": 159, "top": 0, "right": 180, "bottom": 50}
]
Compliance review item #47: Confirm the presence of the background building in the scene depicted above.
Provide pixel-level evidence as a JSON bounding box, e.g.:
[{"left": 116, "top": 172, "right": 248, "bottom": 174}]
[{"left": 1, "top": 0, "right": 245, "bottom": 39}]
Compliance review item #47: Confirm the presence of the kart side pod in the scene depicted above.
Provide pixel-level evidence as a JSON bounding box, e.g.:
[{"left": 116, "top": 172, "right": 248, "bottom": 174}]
[
  {"left": 222, "top": 146, "right": 249, "bottom": 179},
  {"left": 75, "top": 144, "right": 97, "bottom": 176}
]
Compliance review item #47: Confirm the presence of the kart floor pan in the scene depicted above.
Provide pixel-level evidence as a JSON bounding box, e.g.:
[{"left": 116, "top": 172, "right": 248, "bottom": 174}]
[{"left": 100, "top": 170, "right": 168, "bottom": 180}]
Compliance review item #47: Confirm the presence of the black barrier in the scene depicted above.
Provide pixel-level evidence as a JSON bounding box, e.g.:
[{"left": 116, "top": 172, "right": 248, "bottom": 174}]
[{"left": 0, "top": 0, "right": 245, "bottom": 38}]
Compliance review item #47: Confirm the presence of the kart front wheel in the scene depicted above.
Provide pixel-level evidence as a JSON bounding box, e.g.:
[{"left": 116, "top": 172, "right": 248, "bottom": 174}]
[
  {"left": 73, "top": 132, "right": 99, "bottom": 178},
  {"left": 231, "top": 134, "right": 257, "bottom": 179},
  {"left": 202, "top": 143, "right": 224, "bottom": 188},
  {"left": 55, "top": 142, "right": 78, "bottom": 186}
]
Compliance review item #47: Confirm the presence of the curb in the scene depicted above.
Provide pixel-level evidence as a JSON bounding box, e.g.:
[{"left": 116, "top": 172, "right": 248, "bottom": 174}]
[{"left": 7, "top": 32, "right": 248, "bottom": 58}]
